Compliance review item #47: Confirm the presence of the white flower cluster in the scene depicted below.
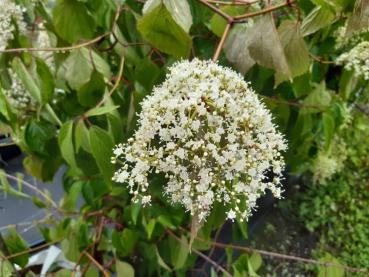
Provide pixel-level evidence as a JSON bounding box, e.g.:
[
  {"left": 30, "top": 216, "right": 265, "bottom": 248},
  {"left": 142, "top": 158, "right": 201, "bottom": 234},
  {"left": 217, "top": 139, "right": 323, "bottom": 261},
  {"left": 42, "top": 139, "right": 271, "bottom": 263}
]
[
  {"left": 112, "top": 59, "right": 287, "bottom": 222},
  {"left": 336, "top": 41, "right": 369, "bottom": 80},
  {"left": 3, "top": 69, "right": 36, "bottom": 112},
  {"left": 0, "top": 0, "right": 26, "bottom": 50},
  {"left": 34, "top": 23, "right": 55, "bottom": 72}
]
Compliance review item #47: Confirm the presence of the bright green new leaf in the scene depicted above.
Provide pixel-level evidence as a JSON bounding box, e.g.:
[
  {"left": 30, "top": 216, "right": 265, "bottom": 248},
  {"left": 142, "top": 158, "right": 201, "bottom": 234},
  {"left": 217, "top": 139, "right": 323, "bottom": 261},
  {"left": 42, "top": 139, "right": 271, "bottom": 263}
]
[
  {"left": 53, "top": 0, "right": 95, "bottom": 43},
  {"left": 137, "top": 4, "right": 192, "bottom": 58},
  {"left": 116, "top": 260, "right": 135, "bottom": 277},
  {"left": 62, "top": 181, "right": 83, "bottom": 211},
  {"left": 85, "top": 105, "right": 119, "bottom": 117},
  {"left": 248, "top": 252, "right": 262, "bottom": 272}
]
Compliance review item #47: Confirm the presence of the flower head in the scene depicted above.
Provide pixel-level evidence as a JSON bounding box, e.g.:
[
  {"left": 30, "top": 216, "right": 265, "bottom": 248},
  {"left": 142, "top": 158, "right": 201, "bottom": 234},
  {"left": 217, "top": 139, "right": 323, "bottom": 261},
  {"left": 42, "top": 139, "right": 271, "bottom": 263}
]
[
  {"left": 336, "top": 41, "right": 369, "bottom": 80},
  {"left": 112, "top": 59, "right": 287, "bottom": 222},
  {"left": 0, "top": 0, "right": 26, "bottom": 50}
]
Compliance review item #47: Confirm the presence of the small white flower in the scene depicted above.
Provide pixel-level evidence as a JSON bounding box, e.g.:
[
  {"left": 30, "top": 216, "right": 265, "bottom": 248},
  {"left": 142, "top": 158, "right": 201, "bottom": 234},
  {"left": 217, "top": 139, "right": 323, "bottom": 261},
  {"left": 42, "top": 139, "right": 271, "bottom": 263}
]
[
  {"left": 227, "top": 209, "right": 237, "bottom": 221},
  {"left": 141, "top": 195, "right": 151, "bottom": 206}
]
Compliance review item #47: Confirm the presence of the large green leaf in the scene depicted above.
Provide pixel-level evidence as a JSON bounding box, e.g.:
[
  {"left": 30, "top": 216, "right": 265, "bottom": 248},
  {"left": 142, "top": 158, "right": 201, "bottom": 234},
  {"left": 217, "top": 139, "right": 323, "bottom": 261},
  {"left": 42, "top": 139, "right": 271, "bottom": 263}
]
[
  {"left": 53, "top": 0, "right": 95, "bottom": 43},
  {"left": 248, "top": 15, "right": 290, "bottom": 77},
  {"left": 317, "top": 253, "right": 344, "bottom": 277},
  {"left": 59, "top": 50, "right": 93, "bottom": 90},
  {"left": 89, "top": 126, "right": 115, "bottom": 184},
  {"left": 137, "top": 4, "right": 192, "bottom": 58},
  {"left": 143, "top": 0, "right": 193, "bottom": 33},
  {"left": 169, "top": 235, "right": 189, "bottom": 270},
  {"left": 24, "top": 121, "right": 55, "bottom": 155},
  {"left": 0, "top": 250, "right": 14, "bottom": 277},
  {"left": 275, "top": 21, "right": 310, "bottom": 85}
]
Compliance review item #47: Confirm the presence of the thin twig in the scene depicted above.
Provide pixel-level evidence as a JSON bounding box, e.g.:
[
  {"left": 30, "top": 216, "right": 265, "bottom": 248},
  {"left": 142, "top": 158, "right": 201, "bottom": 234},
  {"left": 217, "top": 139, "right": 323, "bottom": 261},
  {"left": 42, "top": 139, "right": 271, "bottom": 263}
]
[
  {"left": 2, "top": 241, "right": 59, "bottom": 260},
  {"left": 96, "top": 55, "right": 125, "bottom": 108},
  {"left": 1, "top": 173, "right": 60, "bottom": 212},
  {"left": 166, "top": 230, "right": 232, "bottom": 277},
  {"left": 198, "top": 0, "right": 234, "bottom": 21},
  {"left": 195, "top": 237, "right": 369, "bottom": 275},
  {"left": 234, "top": 0, "right": 295, "bottom": 22},
  {"left": 0, "top": 33, "right": 110, "bottom": 53},
  {"left": 213, "top": 22, "right": 233, "bottom": 61},
  {"left": 84, "top": 251, "right": 110, "bottom": 277}
]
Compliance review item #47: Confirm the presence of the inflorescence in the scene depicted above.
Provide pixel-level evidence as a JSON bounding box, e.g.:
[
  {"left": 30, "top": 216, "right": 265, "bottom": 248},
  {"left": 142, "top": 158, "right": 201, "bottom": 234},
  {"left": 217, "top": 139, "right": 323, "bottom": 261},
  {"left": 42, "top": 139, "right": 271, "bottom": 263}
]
[
  {"left": 0, "top": 0, "right": 26, "bottom": 50},
  {"left": 112, "top": 59, "right": 287, "bottom": 222}
]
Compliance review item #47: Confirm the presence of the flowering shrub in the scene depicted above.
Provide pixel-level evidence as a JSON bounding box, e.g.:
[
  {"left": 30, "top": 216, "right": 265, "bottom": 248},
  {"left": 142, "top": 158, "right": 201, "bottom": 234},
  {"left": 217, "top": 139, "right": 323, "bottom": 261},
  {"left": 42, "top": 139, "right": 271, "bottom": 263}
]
[
  {"left": 113, "top": 59, "right": 286, "bottom": 222},
  {"left": 0, "top": 0, "right": 368, "bottom": 276}
]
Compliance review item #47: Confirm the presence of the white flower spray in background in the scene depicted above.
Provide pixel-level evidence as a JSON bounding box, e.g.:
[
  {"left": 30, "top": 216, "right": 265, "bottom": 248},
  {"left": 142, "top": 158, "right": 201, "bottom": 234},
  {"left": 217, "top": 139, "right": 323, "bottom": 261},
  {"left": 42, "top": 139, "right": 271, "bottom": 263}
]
[
  {"left": 336, "top": 41, "right": 369, "bottom": 80},
  {"left": 0, "top": 0, "right": 26, "bottom": 50},
  {"left": 3, "top": 69, "right": 36, "bottom": 114},
  {"left": 112, "top": 59, "right": 287, "bottom": 227}
]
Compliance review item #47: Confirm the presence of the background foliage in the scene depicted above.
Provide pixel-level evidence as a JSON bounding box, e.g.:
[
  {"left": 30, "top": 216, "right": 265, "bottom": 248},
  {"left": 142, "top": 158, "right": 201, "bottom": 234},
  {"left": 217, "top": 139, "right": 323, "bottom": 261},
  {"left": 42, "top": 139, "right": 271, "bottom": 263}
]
[{"left": 0, "top": 0, "right": 369, "bottom": 276}]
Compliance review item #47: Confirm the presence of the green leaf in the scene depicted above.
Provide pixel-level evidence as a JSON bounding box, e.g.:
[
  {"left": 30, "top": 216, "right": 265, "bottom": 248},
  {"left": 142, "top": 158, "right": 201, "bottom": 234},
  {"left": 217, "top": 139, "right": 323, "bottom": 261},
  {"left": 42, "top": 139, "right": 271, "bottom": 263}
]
[
  {"left": 145, "top": 219, "right": 156, "bottom": 239},
  {"left": 25, "top": 121, "right": 55, "bottom": 155},
  {"left": 130, "top": 203, "right": 141, "bottom": 225},
  {"left": 301, "top": 82, "right": 331, "bottom": 114},
  {"left": 0, "top": 170, "right": 30, "bottom": 199},
  {"left": 77, "top": 71, "right": 105, "bottom": 107},
  {"left": 301, "top": 6, "right": 335, "bottom": 37},
  {"left": 62, "top": 181, "right": 83, "bottom": 212},
  {"left": 36, "top": 58, "right": 54, "bottom": 103},
  {"left": 247, "top": 15, "right": 290, "bottom": 77},
  {"left": 24, "top": 154, "right": 62, "bottom": 182},
  {"left": 89, "top": 126, "right": 114, "bottom": 184},
  {"left": 12, "top": 58, "right": 41, "bottom": 103},
  {"left": 53, "top": 0, "right": 95, "bottom": 43},
  {"left": 210, "top": 6, "right": 245, "bottom": 37},
  {"left": 224, "top": 24, "right": 255, "bottom": 75},
  {"left": 323, "top": 111, "right": 335, "bottom": 149},
  {"left": 248, "top": 252, "right": 262, "bottom": 272},
  {"left": 60, "top": 49, "right": 93, "bottom": 90},
  {"left": 75, "top": 120, "right": 90, "bottom": 152},
  {"left": 0, "top": 250, "right": 14, "bottom": 277},
  {"left": 143, "top": 0, "right": 193, "bottom": 33},
  {"left": 317, "top": 253, "right": 344, "bottom": 277},
  {"left": 156, "top": 247, "right": 172, "bottom": 271},
  {"left": 116, "top": 260, "right": 135, "bottom": 277},
  {"left": 275, "top": 21, "right": 310, "bottom": 85},
  {"left": 85, "top": 105, "right": 119, "bottom": 117},
  {"left": 169, "top": 235, "right": 189, "bottom": 270},
  {"left": 137, "top": 4, "right": 192, "bottom": 58},
  {"left": 4, "top": 227, "right": 29, "bottom": 267},
  {"left": 58, "top": 120, "right": 81, "bottom": 174}
]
